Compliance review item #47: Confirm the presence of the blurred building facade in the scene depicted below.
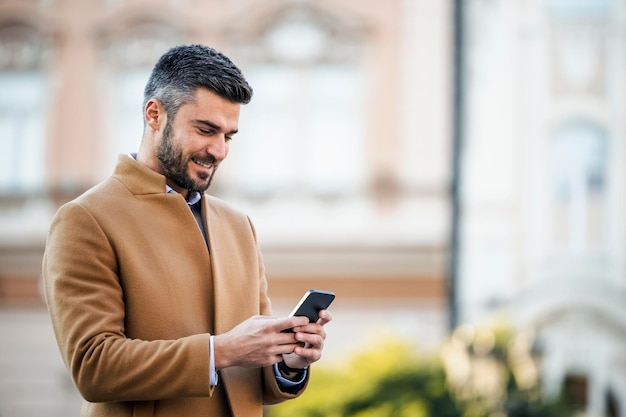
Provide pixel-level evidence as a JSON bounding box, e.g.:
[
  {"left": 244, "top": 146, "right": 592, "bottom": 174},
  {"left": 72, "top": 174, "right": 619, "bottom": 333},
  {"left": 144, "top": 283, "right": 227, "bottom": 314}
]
[
  {"left": 3, "top": 0, "right": 626, "bottom": 417},
  {"left": 459, "top": 0, "right": 626, "bottom": 416},
  {"left": 0, "top": 0, "right": 451, "bottom": 355}
]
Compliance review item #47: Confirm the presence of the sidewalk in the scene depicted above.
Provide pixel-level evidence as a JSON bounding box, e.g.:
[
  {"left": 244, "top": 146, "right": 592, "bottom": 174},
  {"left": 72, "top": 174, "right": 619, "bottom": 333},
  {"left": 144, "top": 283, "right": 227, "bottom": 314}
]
[{"left": 0, "top": 308, "right": 82, "bottom": 417}]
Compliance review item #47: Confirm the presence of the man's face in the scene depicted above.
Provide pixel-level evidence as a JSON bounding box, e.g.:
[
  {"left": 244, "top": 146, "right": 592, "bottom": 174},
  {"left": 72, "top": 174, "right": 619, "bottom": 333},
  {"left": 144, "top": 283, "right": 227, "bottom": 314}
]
[{"left": 155, "top": 89, "right": 241, "bottom": 193}]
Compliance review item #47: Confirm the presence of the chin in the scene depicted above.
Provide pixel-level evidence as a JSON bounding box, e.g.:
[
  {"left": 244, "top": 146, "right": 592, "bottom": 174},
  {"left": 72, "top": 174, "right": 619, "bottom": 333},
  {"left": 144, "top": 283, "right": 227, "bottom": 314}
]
[{"left": 192, "top": 178, "right": 213, "bottom": 193}]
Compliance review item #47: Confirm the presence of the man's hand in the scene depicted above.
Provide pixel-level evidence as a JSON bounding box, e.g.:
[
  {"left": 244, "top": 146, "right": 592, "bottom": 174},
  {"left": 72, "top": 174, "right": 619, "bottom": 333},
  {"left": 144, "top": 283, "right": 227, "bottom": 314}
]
[
  {"left": 213, "top": 315, "right": 310, "bottom": 370},
  {"left": 281, "top": 309, "right": 333, "bottom": 369}
]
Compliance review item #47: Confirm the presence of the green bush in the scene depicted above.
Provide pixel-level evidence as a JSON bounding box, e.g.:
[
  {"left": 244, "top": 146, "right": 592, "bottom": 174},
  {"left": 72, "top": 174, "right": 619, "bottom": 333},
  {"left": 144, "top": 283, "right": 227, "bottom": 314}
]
[
  {"left": 267, "top": 336, "right": 459, "bottom": 417},
  {"left": 266, "top": 329, "right": 574, "bottom": 417}
]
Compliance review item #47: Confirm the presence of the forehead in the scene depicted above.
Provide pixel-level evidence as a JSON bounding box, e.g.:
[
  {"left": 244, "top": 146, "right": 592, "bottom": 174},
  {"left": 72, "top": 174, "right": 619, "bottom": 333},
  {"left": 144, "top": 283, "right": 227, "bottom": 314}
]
[{"left": 178, "top": 88, "right": 241, "bottom": 123}]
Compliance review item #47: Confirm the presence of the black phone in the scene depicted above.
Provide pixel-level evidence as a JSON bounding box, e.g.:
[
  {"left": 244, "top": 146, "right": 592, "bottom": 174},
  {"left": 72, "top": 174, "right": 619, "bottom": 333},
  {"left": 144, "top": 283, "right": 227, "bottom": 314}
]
[{"left": 289, "top": 289, "right": 335, "bottom": 323}]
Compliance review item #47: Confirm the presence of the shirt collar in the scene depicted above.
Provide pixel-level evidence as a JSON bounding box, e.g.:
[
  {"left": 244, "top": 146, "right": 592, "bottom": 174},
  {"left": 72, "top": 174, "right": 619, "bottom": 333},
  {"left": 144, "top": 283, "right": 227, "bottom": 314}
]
[
  {"left": 166, "top": 185, "right": 202, "bottom": 206},
  {"left": 130, "top": 153, "right": 201, "bottom": 206}
]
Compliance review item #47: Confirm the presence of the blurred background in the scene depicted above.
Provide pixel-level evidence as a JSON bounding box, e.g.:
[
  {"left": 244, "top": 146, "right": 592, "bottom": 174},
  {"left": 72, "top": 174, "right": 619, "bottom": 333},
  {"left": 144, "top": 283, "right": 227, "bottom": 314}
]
[{"left": 0, "top": 0, "right": 624, "bottom": 416}]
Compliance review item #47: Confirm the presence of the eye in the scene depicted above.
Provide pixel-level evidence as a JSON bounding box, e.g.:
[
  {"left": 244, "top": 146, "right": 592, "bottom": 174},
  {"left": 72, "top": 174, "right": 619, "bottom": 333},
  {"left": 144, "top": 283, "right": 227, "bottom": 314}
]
[
  {"left": 197, "top": 128, "right": 216, "bottom": 136},
  {"left": 225, "top": 135, "right": 234, "bottom": 142}
]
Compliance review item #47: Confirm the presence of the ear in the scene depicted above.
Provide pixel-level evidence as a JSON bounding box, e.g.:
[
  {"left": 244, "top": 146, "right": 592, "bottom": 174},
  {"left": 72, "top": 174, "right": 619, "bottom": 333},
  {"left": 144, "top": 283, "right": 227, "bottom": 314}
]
[{"left": 144, "top": 99, "right": 165, "bottom": 131}]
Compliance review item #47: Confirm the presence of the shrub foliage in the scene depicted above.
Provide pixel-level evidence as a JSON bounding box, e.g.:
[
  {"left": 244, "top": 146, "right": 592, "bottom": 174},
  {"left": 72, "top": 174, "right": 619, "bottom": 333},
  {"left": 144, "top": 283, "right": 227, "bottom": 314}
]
[{"left": 266, "top": 329, "right": 574, "bottom": 417}]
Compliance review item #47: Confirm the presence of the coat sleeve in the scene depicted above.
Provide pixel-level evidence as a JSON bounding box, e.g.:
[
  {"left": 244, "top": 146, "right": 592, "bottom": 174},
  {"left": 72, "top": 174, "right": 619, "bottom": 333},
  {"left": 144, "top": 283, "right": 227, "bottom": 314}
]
[{"left": 42, "top": 202, "right": 212, "bottom": 403}]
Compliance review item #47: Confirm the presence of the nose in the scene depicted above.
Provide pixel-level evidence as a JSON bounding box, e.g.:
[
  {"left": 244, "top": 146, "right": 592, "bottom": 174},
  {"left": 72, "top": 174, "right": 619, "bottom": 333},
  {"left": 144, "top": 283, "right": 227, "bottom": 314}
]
[{"left": 208, "top": 136, "right": 229, "bottom": 162}]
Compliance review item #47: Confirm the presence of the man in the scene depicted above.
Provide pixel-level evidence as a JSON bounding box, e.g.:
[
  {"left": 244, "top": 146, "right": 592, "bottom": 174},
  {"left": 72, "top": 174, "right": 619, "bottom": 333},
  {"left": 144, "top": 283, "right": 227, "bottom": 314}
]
[{"left": 42, "top": 44, "right": 332, "bottom": 417}]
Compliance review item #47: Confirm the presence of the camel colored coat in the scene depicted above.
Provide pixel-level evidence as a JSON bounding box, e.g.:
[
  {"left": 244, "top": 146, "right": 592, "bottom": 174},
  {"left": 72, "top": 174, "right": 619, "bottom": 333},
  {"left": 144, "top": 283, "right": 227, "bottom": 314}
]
[{"left": 42, "top": 155, "right": 307, "bottom": 417}]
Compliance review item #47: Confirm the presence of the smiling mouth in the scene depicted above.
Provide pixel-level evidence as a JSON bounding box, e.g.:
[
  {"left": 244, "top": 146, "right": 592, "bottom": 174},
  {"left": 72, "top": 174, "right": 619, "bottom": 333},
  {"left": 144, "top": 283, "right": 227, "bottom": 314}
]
[{"left": 192, "top": 158, "right": 215, "bottom": 170}]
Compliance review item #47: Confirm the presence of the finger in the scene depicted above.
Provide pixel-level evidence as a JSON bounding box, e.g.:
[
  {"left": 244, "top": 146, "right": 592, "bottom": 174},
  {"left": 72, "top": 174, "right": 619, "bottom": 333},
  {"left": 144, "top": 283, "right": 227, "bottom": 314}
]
[
  {"left": 317, "top": 309, "right": 333, "bottom": 324},
  {"left": 285, "top": 319, "right": 325, "bottom": 346},
  {"left": 293, "top": 344, "right": 322, "bottom": 363},
  {"left": 274, "top": 315, "right": 309, "bottom": 332},
  {"left": 292, "top": 322, "right": 327, "bottom": 340},
  {"left": 270, "top": 342, "right": 303, "bottom": 356},
  {"left": 276, "top": 331, "right": 302, "bottom": 347},
  {"left": 295, "top": 332, "right": 324, "bottom": 349}
]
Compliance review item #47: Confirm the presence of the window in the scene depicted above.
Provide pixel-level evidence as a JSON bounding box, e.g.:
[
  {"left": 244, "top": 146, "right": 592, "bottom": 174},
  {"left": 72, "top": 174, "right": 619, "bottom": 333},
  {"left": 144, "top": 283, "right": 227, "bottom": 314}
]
[
  {"left": 235, "top": 63, "right": 364, "bottom": 195},
  {"left": 549, "top": 122, "right": 608, "bottom": 252},
  {"left": 0, "top": 72, "right": 45, "bottom": 190},
  {"left": 224, "top": 8, "right": 365, "bottom": 197},
  {"left": 0, "top": 24, "right": 47, "bottom": 191}
]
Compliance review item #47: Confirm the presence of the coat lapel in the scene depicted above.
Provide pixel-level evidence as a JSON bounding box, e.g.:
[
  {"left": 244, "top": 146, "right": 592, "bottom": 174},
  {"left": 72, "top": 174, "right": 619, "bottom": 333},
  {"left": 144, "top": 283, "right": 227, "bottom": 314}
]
[
  {"left": 203, "top": 195, "right": 260, "bottom": 334},
  {"left": 203, "top": 196, "right": 264, "bottom": 416}
]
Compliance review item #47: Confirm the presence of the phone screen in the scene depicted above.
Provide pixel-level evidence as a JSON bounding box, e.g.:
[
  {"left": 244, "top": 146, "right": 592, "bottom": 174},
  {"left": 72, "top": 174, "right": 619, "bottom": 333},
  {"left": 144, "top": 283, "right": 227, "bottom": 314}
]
[{"left": 289, "top": 289, "right": 335, "bottom": 323}]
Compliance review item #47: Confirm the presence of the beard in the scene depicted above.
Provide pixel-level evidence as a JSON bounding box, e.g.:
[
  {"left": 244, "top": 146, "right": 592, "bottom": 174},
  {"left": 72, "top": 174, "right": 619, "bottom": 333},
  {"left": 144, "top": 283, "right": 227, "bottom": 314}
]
[{"left": 156, "top": 120, "right": 218, "bottom": 193}]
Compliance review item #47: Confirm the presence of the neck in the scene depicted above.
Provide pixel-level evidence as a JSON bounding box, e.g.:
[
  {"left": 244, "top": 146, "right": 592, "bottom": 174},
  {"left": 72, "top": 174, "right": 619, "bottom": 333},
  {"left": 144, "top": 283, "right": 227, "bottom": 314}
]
[{"left": 166, "top": 180, "right": 190, "bottom": 200}]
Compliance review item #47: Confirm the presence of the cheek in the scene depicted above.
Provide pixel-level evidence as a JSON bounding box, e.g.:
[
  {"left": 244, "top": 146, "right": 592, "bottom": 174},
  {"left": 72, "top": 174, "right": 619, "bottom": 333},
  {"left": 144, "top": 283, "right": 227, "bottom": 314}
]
[{"left": 181, "top": 132, "right": 206, "bottom": 153}]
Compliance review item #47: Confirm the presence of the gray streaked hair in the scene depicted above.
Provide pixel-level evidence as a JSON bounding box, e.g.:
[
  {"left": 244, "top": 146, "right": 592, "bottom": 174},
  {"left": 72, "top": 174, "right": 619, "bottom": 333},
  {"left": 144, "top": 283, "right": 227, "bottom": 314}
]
[{"left": 143, "top": 44, "right": 253, "bottom": 121}]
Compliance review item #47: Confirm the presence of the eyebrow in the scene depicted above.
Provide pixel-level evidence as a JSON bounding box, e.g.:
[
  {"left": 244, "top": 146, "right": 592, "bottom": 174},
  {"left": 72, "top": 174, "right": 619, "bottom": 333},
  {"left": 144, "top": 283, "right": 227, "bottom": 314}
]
[{"left": 194, "top": 119, "right": 238, "bottom": 135}]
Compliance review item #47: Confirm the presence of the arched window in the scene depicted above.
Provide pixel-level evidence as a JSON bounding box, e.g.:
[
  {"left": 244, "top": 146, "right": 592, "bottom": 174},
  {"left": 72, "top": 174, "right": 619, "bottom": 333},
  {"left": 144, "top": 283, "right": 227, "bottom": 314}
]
[
  {"left": 223, "top": 7, "right": 365, "bottom": 197},
  {"left": 549, "top": 122, "right": 608, "bottom": 252},
  {"left": 0, "top": 23, "right": 48, "bottom": 191}
]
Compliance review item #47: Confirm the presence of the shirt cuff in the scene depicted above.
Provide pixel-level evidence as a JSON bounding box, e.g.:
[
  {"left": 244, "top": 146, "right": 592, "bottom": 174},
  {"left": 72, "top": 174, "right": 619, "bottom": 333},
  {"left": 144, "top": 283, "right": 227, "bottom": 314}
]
[
  {"left": 273, "top": 362, "right": 308, "bottom": 388},
  {"left": 209, "top": 335, "right": 218, "bottom": 386}
]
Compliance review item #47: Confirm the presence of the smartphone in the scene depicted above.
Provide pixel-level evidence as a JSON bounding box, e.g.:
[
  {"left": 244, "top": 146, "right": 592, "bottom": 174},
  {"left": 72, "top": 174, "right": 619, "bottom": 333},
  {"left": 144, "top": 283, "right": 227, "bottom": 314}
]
[{"left": 289, "top": 289, "right": 335, "bottom": 323}]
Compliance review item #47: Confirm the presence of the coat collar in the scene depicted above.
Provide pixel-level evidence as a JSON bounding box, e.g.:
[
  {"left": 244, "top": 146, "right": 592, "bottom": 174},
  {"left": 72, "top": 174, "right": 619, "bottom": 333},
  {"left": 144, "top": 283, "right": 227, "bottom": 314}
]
[{"left": 113, "top": 154, "right": 168, "bottom": 196}]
